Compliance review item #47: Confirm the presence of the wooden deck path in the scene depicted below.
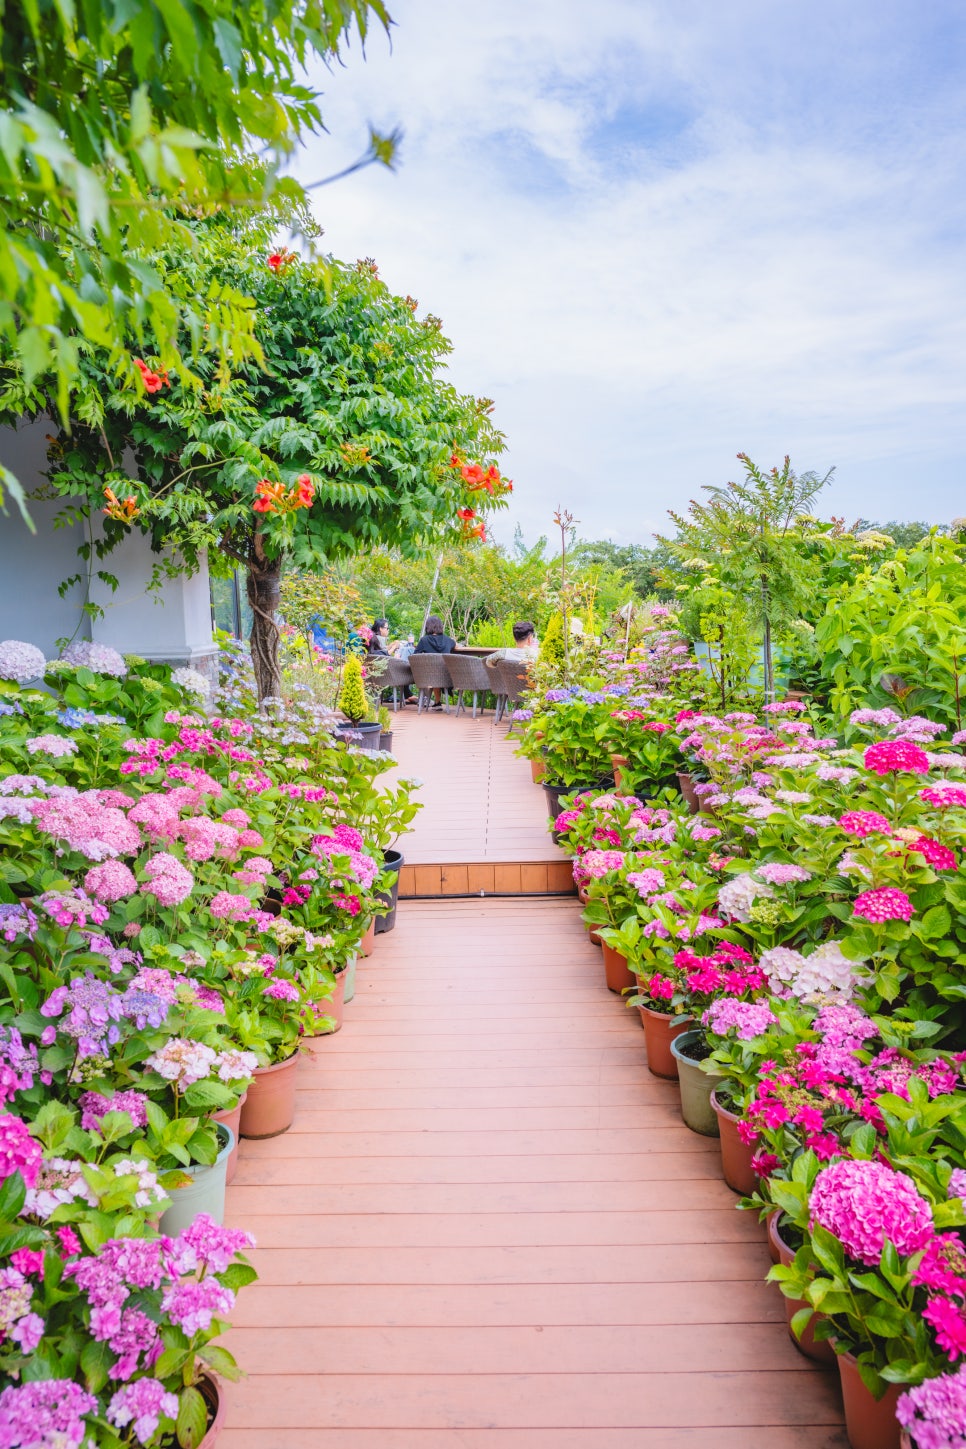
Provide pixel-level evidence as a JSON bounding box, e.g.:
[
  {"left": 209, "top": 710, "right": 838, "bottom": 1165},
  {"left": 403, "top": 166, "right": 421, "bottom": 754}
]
[
  {"left": 384, "top": 711, "right": 572, "bottom": 896},
  {"left": 220, "top": 896, "right": 846, "bottom": 1447}
]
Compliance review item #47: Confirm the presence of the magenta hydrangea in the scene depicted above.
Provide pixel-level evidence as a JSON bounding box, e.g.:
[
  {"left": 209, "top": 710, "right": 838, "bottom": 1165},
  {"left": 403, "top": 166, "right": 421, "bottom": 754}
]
[
  {"left": 864, "top": 739, "right": 930, "bottom": 775},
  {"left": 0, "top": 1111, "right": 41, "bottom": 1187},
  {"left": 852, "top": 886, "right": 915, "bottom": 923},
  {"left": 923, "top": 784, "right": 966, "bottom": 810},
  {"left": 810, "top": 1158, "right": 935, "bottom": 1265}
]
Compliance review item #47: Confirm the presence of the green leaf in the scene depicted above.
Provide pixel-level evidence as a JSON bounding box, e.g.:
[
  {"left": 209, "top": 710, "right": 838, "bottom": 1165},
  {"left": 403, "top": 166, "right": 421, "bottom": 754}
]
[
  {"left": 177, "top": 1385, "right": 210, "bottom": 1449},
  {"left": 81, "top": 1337, "right": 114, "bottom": 1393}
]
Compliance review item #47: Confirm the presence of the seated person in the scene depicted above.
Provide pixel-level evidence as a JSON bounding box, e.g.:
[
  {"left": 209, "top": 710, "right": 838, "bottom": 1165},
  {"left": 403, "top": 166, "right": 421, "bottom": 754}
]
[
  {"left": 414, "top": 616, "right": 456, "bottom": 654},
  {"left": 368, "top": 618, "right": 390, "bottom": 655},
  {"left": 485, "top": 620, "right": 539, "bottom": 667}
]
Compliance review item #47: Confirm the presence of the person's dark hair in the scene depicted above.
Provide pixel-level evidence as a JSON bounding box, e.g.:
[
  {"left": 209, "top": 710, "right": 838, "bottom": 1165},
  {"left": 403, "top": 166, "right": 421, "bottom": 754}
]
[
  {"left": 372, "top": 618, "right": 389, "bottom": 634},
  {"left": 424, "top": 615, "right": 444, "bottom": 635},
  {"left": 512, "top": 620, "right": 536, "bottom": 643}
]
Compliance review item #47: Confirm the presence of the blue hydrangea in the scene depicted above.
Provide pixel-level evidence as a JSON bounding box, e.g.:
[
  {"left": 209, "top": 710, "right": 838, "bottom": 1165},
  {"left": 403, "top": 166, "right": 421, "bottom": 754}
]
[{"left": 57, "top": 707, "right": 100, "bottom": 729}]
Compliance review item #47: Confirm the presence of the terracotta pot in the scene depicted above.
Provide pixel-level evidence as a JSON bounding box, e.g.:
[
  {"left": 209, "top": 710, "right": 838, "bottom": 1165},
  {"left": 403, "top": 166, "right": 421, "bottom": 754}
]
[
  {"left": 837, "top": 1349, "right": 901, "bottom": 1449},
  {"left": 676, "top": 771, "right": 700, "bottom": 815},
  {"left": 588, "top": 924, "right": 603, "bottom": 948},
  {"left": 766, "top": 1209, "right": 782, "bottom": 1264},
  {"left": 239, "top": 1053, "right": 299, "bottom": 1139},
  {"left": 900, "top": 1434, "right": 911, "bottom": 1449},
  {"left": 314, "top": 967, "right": 347, "bottom": 1033},
  {"left": 601, "top": 941, "right": 636, "bottom": 993},
  {"left": 358, "top": 920, "right": 376, "bottom": 958},
  {"left": 669, "top": 1030, "right": 722, "bottom": 1136},
  {"left": 198, "top": 1373, "right": 226, "bottom": 1447},
  {"left": 212, "top": 1092, "right": 246, "bottom": 1186},
  {"left": 711, "top": 1089, "right": 757, "bottom": 1195},
  {"left": 639, "top": 1005, "right": 691, "bottom": 1079},
  {"left": 530, "top": 757, "right": 547, "bottom": 784},
  {"left": 610, "top": 754, "right": 629, "bottom": 793},
  {"left": 577, "top": 883, "right": 589, "bottom": 905},
  {"left": 767, "top": 1214, "right": 837, "bottom": 1365}
]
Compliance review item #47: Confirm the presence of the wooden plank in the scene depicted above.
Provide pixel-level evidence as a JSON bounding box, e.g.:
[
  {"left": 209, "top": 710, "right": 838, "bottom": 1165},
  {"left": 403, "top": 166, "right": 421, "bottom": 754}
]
[
  {"left": 493, "top": 863, "right": 522, "bottom": 892},
  {"left": 412, "top": 865, "right": 442, "bottom": 896},
  {"left": 440, "top": 863, "right": 469, "bottom": 894},
  {"left": 520, "top": 863, "right": 549, "bottom": 892},
  {"left": 466, "top": 864, "right": 496, "bottom": 893},
  {"left": 221, "top": 896, "right": 842, "bottom": 1442}
]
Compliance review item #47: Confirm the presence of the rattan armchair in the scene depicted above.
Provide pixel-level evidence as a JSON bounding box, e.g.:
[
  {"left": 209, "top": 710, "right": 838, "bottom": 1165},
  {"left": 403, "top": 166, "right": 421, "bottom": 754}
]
[
  {"left": 408, "top": 653, "right": 453, "bottom": 712},
  {"left": 491, "top": 657, "right": 532, "bottom": 725},
  {"left": 369, "top": 655, "right": 413, "bottom": 710},
  {"left": 444, "top": 653, "right": 493, "bottom": 718}
]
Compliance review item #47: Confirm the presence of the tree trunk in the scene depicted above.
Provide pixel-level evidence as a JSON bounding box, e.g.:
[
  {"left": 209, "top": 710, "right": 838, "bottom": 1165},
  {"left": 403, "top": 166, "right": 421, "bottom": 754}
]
[{"left": 247, "top": 526, "right": 283, "bottom": 704}]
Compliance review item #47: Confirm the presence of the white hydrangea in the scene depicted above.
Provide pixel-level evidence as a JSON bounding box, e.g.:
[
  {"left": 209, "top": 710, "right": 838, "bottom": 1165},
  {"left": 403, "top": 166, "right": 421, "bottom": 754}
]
[
  {"left": 0, "top": 639, "right": 46, "bottom": 683},
  {"left": 761, "top": 940, "right": 861, "bottom": 1001},
  {"left": 62, "top": 640, "right": 128, "bottom": 677},
  {"left": 172, "top": 666, "right": 211, "bottom": 699},
  {"left": 717, "top": 872, "right": 774, "bottom": 922}
]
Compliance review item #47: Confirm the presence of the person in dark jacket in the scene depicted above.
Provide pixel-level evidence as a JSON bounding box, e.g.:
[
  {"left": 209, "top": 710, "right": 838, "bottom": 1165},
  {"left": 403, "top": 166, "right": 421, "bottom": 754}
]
[
  {"left": 413, "top": 615, "right": 456, "bottom": 654},
  {"left": 413, "top": 615, "right": 455, "bottom": 708},
  {"left": 369, "top": 619, "right": 390, "bottom": 654}
]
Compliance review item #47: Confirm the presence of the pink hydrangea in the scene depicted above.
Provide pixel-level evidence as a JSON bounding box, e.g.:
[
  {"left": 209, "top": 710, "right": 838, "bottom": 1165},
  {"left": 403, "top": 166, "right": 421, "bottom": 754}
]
[
  {"left": 84, "top": 859, "right": 138, "bottom": 903},
  {"left": 864, "top": 739, "right": 930, "bottom": 775},
  {"left": 756, "top": 862, "right": 812, "bottom": 885},
  {"left": 26, "top": 733, "right": 78, "bottom": 757},
  {"left": 144, "top": 1038, "right": 218, "bottom": 1090},
  {"left": 809, "top": 1158, "right": 934, "bottom": 1265},
  {"left": 170, "top": 1213, "right": 254, "bottom": 1274},
  {"left": 578, "top": 850, "right": 626, "bottom": 880},
  {"left": 107, "top": 1379, "right": 179, "bottom": 1444},
  {"left": 208, "top": 891, "right": 255, "bottom": 921},
  {"left": 264, "top": 980, "right": 299, "bottom": 1002},
  {"left": 627, "top": 868, "right": 666, "bottom": 897},
  {"left": 838, "top": 810, "right": 893, "bottom": 838},
  {"left": 31, "top": 794, "right": 142, "bottom": 861},
  {"left": 703, "top": 997, "right": 778, "bottom": 1039},
  {"left": 897, "top": 1362, "right": 966, "bottom": 1445},
  {"left": 0, "top": 1379, "right": 96, "bottom": 1447},
  {"left": 160, "top": 1277, "right": 235, "bottom": 1335},
  {"left": 923, "top": 1296, "right": 966, "bottom": 1361},
  {"left": 852, "top": 887, "right": 915, "bottom": 923},
  {"left": 141, "top": 853, "right": 194, "bottom": 907}
]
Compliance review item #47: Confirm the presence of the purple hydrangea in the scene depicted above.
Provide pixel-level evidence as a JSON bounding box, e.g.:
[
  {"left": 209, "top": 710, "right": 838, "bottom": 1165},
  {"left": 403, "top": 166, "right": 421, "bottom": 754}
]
[
  {"left": 0, "top": 639, "right": 46, "bottom": 683},
  {"left": 0, "top": 1379, "right": 96, "bottom": 1448}
]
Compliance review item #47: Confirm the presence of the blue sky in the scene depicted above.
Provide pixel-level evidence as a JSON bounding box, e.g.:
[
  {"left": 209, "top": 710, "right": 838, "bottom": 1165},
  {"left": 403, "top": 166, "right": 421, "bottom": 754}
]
[{"left": 293, "top": 0, "right": 966, "bottom": 546}]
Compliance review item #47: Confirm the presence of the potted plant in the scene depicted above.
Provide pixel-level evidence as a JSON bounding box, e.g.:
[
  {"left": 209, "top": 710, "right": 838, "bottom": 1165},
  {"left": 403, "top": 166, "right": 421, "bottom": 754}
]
[{"left": 335, "top": 654, "right": 381, "bottom": 744}]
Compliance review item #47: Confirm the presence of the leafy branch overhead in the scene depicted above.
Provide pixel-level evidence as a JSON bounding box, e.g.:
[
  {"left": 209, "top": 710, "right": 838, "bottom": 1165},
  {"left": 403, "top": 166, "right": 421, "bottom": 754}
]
[{"left": 0, "top": 0, "right": 395, "bottom": 520}]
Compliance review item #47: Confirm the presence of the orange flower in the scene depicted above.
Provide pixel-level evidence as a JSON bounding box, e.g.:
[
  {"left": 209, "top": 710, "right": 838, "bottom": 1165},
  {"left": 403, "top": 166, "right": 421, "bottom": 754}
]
[
  {"left": 456, "top": 507, "right": 475, "bottom": 521},
  {"left": 102, "top": 486, "right": 139, "bottom": 523},
  {"left": 449, "top": 452, "right": 463, "bottom": 469},
  {"left": 461, "top": 463, "right": 485, "bottom": 486}
]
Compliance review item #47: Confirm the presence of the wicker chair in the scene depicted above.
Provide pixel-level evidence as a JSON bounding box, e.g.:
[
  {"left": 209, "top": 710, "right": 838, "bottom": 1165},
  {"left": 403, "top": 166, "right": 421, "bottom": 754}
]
[
  {"left": 491, "top": 657, "right": 532, "bottom": 726},
  {"left": 444, "top": 653, "right": 493, "bottom": 718},
  {"left": 408, "top": 653, "right": 453, "bottom": 712},
  {"left": 369, "top": 655, "right": 413, "bottom": 711}
]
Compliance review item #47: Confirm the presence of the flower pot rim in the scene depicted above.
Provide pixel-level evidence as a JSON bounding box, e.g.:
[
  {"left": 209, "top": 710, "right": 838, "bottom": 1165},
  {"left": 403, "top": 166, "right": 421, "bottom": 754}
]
[
  {"left": 255, "top": 1048, "right": 301, "bottom": 1073},
  {"left": 710, "top": 1086, "right": 744, "bottom": 1121}
]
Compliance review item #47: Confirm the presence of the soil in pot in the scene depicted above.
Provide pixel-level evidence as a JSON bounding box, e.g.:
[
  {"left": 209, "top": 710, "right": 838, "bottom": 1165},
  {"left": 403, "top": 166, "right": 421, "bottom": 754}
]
[
  {"left": 669, "top": 1030, "right": 722, "bottom": 1136},
  {"left": 212, "top": 1093, "right": 246, "bottom": 1186},
  {"left": 711, "top": 1088, "right": 758, "bottom": 1196},
  {"left": 159, "top": 1125, "right": 234, "bottom": 1235},
  {"left": 837, "top": 1350, "right": 902, "bottom": 1449},
  {"left": 374, "top": 849, "right": 404, "bottom": 934},
  {"left": 601, "top": 942, "right": 636, "bottom": 993},
  {"left": 639, "top": 1006, "right": 691, "bottom": 1079},
  {"left": 768, "top": 1214, "right": 837, "bottom": 1365},
  {"left": 240, "top": 1052, "right": 299, "bottom": 1139}
]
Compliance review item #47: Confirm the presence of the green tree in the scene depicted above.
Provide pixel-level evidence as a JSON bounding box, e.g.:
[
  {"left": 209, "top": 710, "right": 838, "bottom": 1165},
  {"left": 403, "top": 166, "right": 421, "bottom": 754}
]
[
  {"left": 0, "top": 0, "right": 395, "bottom": 521},
  {"left": 18, "top": 218, "right": 506, "bottom": 700},
  {"left": 658, "top": 454, "right": 834, "bottom": 699}
]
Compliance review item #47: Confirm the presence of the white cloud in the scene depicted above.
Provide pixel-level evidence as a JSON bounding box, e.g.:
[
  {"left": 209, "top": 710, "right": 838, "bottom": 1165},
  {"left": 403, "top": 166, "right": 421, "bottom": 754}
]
[{"left": 292, "top": 0, "right": 966, "bottom": 542}]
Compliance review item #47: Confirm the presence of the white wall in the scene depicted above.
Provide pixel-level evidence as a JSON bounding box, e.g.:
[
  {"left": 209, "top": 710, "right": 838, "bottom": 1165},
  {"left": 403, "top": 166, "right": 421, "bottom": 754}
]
[{"left": 0, "top": 417, "right": 216, "bottom": 673}]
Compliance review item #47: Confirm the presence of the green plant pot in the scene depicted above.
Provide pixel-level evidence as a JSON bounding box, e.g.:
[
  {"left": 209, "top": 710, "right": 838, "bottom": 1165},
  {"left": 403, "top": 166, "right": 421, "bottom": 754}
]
[
  {"left": 159, "top": 1124, "right": 234, "bottom": 1236},
  {"left": 669, "top": 1030, "right": 722, "bottom": 1136}
]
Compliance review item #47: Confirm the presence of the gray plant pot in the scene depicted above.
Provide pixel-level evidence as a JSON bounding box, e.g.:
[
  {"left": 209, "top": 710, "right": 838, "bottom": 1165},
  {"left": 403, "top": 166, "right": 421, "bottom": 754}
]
[
  {"left": 669, "top": 1031, "right": 723, "bottom": 1136},
  {"left": 159, "top": 1124, "right": 234, "bottom": 1235}
]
